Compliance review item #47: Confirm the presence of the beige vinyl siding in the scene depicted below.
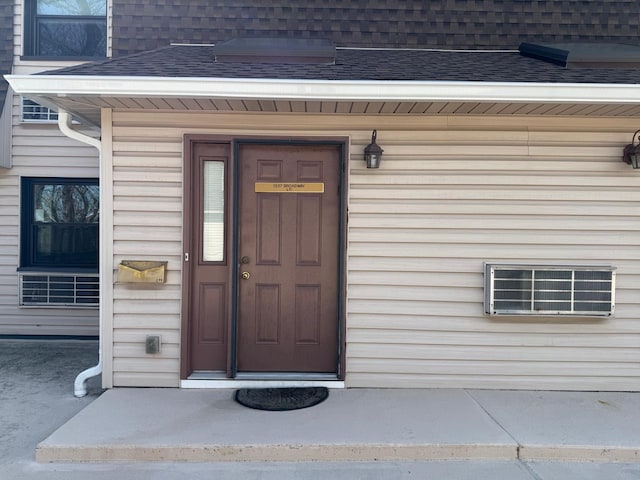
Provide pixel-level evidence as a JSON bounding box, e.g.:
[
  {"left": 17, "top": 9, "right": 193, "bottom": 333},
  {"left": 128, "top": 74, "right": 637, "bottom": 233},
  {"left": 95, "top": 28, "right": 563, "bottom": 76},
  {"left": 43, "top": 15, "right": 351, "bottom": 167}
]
[
  {"left": 347, "top": 118, "right": 640, "bottom": 391},
  {"left": 108, "top": 111, "right": 640, "bottom": 390},
  {"left": 110, "top": 111, "right": 183, "bottom": 387},
  {"left": 0, "top": 91, "right": 99, "bottom": 336},
  {"left": 2, "top": 0, "right": 109, "bottom": 335},
  {"left": 13, "top": 0, "right": 22, "bottom": 59}
]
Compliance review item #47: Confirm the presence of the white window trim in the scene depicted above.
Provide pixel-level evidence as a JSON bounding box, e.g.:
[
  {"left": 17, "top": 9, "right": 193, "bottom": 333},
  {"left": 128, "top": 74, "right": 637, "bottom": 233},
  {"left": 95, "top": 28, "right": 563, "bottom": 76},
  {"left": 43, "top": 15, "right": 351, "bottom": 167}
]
[{"left": 20, "top": 96, "right": 58, "bottom": 123}]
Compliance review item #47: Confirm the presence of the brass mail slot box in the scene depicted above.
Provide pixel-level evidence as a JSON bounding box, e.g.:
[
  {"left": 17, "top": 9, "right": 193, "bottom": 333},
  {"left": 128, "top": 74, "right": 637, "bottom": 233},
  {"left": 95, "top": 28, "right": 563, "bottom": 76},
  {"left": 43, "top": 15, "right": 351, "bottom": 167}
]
[{"left": 118, "top": 261, "right": 167, "bottom": 284}]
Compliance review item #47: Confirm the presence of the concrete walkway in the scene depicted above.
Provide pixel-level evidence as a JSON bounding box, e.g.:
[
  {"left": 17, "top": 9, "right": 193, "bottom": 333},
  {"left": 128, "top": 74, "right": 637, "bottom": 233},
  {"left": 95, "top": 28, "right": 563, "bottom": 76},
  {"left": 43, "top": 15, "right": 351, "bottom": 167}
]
[
  {"left": 38, "top": 387, "right": 639, "bottom": 463},
  {"left": 2, "top": 338, "right": 640, "bottom": 479}
]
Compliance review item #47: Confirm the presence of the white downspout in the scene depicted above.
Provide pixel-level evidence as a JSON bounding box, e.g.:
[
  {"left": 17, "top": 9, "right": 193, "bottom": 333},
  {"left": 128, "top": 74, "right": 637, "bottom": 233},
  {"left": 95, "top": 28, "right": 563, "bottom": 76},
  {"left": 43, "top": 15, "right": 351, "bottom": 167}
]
[{"left": 58, "top": 111, "right": 103, "bottom": 397}]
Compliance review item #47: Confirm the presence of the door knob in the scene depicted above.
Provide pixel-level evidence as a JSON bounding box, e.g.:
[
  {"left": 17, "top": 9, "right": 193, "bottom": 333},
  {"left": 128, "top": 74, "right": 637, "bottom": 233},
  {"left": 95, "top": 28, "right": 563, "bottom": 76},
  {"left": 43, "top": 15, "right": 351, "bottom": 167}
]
[{"left": 241, "top": 271, "right": 251, "bottom": 280}]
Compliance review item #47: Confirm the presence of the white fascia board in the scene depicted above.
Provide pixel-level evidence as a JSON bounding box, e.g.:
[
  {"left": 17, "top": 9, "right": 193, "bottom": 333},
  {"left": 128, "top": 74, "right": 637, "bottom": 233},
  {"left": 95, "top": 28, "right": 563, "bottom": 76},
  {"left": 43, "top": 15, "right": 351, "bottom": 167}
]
[{"left": 6, "top": 74, "right": 640, "bottom": 104}]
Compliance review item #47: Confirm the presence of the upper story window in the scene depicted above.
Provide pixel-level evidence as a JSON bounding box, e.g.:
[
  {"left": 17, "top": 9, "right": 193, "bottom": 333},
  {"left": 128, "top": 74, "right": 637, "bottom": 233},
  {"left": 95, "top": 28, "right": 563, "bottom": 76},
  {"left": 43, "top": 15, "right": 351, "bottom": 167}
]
[{"left": 24, "top": 0, "right": 107, "bottom": 58}]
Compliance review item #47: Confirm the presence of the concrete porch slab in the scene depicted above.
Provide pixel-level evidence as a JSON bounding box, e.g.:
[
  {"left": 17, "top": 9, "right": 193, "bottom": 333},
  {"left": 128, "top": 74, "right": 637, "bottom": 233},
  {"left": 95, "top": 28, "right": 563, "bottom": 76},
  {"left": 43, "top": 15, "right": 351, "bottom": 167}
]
[
  {"left": 36, "top": 388, "right": 518, "bottom": 463},
  {"left": 468, "top": 390, "right": 640, "bottom": 463}
]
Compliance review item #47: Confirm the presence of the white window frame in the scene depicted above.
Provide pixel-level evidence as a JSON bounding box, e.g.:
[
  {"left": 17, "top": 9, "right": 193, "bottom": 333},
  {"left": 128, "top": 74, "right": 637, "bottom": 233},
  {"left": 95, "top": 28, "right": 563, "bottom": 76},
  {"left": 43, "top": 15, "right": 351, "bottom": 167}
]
[{"left": 20, "top": 97, "right": 58, "bottom": 123}]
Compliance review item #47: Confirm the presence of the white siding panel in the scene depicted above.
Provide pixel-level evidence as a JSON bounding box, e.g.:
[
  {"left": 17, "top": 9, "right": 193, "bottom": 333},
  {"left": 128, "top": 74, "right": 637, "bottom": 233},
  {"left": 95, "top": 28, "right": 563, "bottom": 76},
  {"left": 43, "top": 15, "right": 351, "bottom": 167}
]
[
  {"left": 113, "top": 372, "right": 179, "bottom": 388},
  {"left": 108, "top": 111, "right": 640, "bottom": 390},
  {"left": 347, "top": 374, "right": 640, "bottom": 390},
  {"left": 113, "top": 314, "right": 181, "bottom": 330},
  {"left": 13, "top": 0, "right": 22, "bottom": 58},
  {"left": 349, "top": 314, "right": 640, "bottom": 334},
  {"left": 113, "top": 329, "right": 181, "bottom": 344}
]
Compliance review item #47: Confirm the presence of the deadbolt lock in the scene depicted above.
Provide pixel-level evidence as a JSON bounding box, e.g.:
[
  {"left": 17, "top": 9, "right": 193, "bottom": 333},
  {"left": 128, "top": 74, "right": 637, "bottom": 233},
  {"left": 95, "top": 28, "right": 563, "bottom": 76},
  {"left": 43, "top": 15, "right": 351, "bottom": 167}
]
[
  {"left": 241, "top": 271, "right": 251, "bottom": 280},
  {"left": 241, "top": 256, "right": 250, "bottom": 264}
]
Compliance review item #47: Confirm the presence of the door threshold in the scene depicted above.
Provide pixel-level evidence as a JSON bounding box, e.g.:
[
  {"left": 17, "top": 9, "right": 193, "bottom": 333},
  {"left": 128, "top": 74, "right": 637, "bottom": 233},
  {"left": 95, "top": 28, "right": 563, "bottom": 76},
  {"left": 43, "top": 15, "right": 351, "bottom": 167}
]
[
  {"left": 182, "top": 371, "right": 344, "bottom": 389},
  {"left": 181, "top": 379, "right": 345, "bottom": 389},
  {"left": 236, "top": 372, "right": 339, "bottom": 381}
]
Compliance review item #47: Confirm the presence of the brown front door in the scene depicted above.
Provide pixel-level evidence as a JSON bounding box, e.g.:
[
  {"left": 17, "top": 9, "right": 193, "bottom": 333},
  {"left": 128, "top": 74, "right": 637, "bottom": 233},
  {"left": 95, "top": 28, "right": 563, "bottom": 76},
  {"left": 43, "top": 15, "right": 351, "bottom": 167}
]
[{"left": 236, "top": 143, "right": 341, "bottom": 373}]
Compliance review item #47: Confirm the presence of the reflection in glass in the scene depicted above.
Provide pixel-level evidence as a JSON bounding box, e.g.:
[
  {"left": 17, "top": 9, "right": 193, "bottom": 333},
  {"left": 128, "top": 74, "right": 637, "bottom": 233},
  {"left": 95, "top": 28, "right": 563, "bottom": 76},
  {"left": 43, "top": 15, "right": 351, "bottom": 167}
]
[
  {"left": 34, "top": 184, "right": 99, "bottom": 223},
  {"left": 32, "top": 183, "right": 99, "bottom": 267},
  {"left": 37, "top": 21, "right": 106, "bottom": 56},
  {"left": 203, "top": 162, "right": 225, "bottom": 262},
  {"left": 37, "top": 0, "right": 106, "bottom": 16}
]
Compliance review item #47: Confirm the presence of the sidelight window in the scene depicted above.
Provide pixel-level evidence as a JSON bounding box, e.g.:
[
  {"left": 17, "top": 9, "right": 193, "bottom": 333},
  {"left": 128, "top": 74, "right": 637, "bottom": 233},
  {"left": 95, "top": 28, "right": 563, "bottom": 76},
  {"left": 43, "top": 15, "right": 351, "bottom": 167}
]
[{"left": 202, "top": 161, "right": 225, "bottom": 262}]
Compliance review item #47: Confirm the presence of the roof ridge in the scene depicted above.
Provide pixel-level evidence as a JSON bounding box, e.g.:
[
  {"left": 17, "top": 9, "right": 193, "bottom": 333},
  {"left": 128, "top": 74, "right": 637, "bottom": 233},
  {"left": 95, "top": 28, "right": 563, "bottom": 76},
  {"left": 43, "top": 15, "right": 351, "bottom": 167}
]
[{"left": 338, "top": 46, "right": 518, "bottom": 53}]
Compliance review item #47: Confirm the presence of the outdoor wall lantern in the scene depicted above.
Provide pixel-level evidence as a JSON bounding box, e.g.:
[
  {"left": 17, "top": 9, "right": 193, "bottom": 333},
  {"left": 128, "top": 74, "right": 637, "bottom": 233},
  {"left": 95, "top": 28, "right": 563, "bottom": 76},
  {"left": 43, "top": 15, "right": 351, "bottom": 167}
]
[
  {"left": 364, "top": 129, "right": 383, "bottom": 168},
  {"left": 622, "top": 129, "right": 640, "bottom": 169}
]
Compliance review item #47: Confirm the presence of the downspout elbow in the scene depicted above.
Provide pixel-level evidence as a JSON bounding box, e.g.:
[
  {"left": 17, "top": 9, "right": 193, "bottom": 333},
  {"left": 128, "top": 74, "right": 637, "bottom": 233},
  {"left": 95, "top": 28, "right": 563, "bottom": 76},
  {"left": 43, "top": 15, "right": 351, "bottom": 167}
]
[
  {"left": 58, "top": 110, "right": 103, "bottom": 397},
  {"left": 74, "top": 362, "right": 103, "bottom": 397},
  {"left": 58, "top": 111, "right": 101, "bottom": 150}
]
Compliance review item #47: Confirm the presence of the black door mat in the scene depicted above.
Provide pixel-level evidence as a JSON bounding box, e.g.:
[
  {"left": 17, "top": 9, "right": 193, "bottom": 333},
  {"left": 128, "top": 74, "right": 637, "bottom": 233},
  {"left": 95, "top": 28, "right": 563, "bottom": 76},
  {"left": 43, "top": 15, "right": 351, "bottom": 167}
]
[{"left": 235, "top": 387, "right": 329, "bottom": 411}]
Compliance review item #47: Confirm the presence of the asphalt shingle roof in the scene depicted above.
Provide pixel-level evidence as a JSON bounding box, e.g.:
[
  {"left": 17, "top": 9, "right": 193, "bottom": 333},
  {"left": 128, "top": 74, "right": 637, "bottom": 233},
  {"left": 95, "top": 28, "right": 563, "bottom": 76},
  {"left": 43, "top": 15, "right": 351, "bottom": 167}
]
[
  {"left": 111, "top": 0, "right": 640, "bottom": 55},
  {"left": 43, "top": 44, "right": 640, "bottom": 85}
]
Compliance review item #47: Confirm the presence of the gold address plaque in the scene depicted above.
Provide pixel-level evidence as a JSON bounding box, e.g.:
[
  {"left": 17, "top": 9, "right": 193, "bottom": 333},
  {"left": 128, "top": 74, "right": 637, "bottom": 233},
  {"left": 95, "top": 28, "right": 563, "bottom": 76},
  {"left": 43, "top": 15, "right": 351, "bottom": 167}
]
[{"left": 255, "top": 182, "right": 325, "bottom": 193}]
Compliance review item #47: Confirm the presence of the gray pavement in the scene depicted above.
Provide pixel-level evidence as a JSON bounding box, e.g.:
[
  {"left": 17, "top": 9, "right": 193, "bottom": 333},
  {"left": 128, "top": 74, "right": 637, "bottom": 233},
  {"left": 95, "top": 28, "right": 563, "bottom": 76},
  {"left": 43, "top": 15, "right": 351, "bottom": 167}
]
[{"left": 2, "top": 338, "right": 640, "bottom": 479}]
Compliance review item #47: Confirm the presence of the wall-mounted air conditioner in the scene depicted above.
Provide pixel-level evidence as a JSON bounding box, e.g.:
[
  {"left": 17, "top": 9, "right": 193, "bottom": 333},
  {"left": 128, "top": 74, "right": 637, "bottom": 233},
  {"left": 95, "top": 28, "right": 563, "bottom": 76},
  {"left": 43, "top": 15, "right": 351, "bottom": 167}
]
[{"left": 484, "top": 264, "right": 615, "bottom": 317}]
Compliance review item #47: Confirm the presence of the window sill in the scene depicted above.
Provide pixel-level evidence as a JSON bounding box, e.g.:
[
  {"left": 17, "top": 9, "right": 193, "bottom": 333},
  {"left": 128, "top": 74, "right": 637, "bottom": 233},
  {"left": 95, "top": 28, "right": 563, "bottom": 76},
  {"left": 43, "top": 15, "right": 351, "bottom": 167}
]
[
  {"left": 19, "top": 120, "right": 59, "bottom": 125},
  {"left": 20, "top": 55, "right": 107, "bottom": 62},
  {"left": 17, "top": 266, "right": 98, "bottom": 274}
]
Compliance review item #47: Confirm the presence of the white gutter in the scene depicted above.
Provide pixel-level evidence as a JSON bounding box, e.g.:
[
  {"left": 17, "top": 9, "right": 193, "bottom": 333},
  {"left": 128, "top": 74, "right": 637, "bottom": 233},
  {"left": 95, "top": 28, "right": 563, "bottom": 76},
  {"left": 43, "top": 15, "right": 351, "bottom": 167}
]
[
  {"left": 58, "top": 111, "right": 103, "bottom": 397},
  {"left": 6, "top": 75, "right": 640, "bottom": 105}
]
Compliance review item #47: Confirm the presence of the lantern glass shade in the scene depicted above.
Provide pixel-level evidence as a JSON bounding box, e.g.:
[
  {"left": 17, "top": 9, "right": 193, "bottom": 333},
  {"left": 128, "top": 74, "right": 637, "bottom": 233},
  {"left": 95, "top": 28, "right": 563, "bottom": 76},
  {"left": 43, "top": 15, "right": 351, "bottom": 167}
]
[
  {"left": 364, "top": 130, "right": 383, "bottom": 169},
  {"left": 366, "top": 153, "right": 380, "bottom": 168},
  {"left": 623, "top": 130, "right": 640, "bottom": 169},
  {"left": 627, "top": 148, "right": 640, "bottom": 169}
]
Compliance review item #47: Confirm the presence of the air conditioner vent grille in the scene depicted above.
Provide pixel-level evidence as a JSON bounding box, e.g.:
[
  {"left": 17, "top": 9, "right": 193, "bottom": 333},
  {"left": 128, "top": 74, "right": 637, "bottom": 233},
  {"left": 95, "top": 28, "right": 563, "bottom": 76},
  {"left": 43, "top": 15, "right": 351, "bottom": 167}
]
[
  {"left": 485, "top": 264, "right": 615, "bottom": 317},
  {"left": 19, "top": 273, "right": 99, "bottom": 308}
]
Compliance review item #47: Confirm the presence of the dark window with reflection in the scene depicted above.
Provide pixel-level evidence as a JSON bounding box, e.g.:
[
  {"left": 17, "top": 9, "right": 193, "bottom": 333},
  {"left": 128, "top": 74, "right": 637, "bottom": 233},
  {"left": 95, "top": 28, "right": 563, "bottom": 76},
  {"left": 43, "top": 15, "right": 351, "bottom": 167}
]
[
  {"left": 25, "top": 0, "right": 107, "bottom": 57},
  {"left": 21, "top": 178, "right": 99, "bottom": 271}
]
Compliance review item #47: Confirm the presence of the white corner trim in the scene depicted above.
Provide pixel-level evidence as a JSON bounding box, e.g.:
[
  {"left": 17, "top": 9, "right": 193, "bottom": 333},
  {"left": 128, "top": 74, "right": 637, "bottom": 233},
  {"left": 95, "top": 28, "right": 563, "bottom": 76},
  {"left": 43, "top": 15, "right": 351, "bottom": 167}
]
[
  {"left": 6, "top": 74, "right": 640, "bottom": 104},
  {"left": 99, "top": 108, "right": 115, "bottom": 389}
]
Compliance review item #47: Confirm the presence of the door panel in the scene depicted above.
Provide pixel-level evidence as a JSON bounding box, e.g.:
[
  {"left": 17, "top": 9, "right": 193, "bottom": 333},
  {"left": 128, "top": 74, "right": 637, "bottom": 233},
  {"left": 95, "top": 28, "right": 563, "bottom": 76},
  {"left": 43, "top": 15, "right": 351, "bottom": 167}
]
[{"left": 237, "top": 143, "right": 340, "bottom": 373}]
